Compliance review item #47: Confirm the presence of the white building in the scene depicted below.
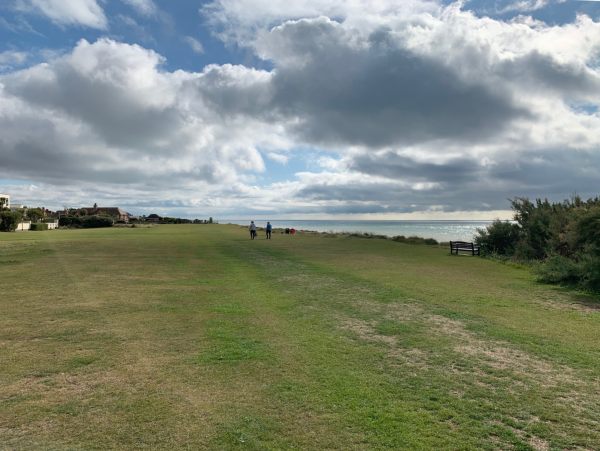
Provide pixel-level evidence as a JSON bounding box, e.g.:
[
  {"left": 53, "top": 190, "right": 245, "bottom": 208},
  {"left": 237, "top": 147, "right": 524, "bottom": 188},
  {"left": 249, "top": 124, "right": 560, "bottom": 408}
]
[
  {"left": 1, "top": 193, "right": 24, "bottom": 211},
  {"left": 0, "top": 193, "right": 9, "bottom": 209}
]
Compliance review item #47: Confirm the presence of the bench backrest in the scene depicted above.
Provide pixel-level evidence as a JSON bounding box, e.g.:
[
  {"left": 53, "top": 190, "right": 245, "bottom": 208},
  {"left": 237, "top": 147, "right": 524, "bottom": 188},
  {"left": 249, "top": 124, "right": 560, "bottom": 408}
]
[{"left": 449, "top": 241, "right": 480, "bottom": 256}]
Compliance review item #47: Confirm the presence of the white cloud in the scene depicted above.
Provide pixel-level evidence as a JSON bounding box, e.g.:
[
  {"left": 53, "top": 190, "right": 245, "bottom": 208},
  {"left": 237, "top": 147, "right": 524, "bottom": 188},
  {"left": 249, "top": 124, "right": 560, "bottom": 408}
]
[
  {"left": 15, "top": 0, "right": 107, "bottom": 29},
  {"left": 2, "top": 1, "right": 600, "bottom": 217},
  {"left": 497, "top": 0, "right": 566, "bottom": 13},
  {"left": 0, "top": 39, "right": 289, "bottom": 207},
  {"left": 266, "top": 152, "right": 289, "bottom": 164},
  {"left": 121, "top": 0, "right": 158, "bottom": 17},
  {"left": 0, "top": 50, "right": 28, "bottom": 71},
  {"left": 202, "top": 0, "right": 442, "bottom": 44},
  {"left": 183, "top": 36, "right": 205, "bottom": 54},
  {"left": 205, "top": 1, "right": 600, "bottom": 212}
]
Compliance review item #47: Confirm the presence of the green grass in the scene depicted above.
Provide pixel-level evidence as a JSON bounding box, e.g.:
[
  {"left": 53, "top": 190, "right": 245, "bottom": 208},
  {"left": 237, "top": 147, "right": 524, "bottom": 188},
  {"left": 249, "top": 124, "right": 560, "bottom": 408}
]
[{"left": 1, "top": 224, "right": 599, "bottom": 449}]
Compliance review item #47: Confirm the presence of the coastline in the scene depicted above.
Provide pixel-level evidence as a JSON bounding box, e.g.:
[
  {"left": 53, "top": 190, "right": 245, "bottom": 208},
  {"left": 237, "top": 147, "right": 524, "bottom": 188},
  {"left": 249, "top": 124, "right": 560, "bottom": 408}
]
[{"left": 225, "top": 219, "right": 489, "bottom": 242}]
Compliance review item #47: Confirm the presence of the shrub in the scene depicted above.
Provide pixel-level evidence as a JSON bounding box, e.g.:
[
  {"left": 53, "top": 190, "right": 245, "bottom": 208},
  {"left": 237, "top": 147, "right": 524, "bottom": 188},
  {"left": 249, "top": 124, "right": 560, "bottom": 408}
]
[
  {"left": 81, "top": 215, "right": 114, "bottom": 228},
  {"left": 59, "top": 216, "right": 82, "bottom": 227},
  {"left": 58, "top": 215, "right": 113, "bottom": 228},
  {"left": 511, "top": 198, "right": 553, "bottom": 259},
  {"left": 536, "top": 255, "right": 580, "bottom": 285},
  {"left": 575, "top": 208, "right": 600, "bottom": 249},
  {"left": 475, "top": 196, "right": 600, "bottom": 293},
  {"left": 580, "top": 253, "right": 600, "bottom": 292},
  {"left": 30, "top": 223, "right": 49, "bottom": 231},
  {"left": 391, "top": 235, "right": 437, "bottom": 245},
  {"left": 0, "top": 210, "right": 23, "bottom": 232},
  {"left": 475, "top": 220, "right": 520, "bottom": 256}
]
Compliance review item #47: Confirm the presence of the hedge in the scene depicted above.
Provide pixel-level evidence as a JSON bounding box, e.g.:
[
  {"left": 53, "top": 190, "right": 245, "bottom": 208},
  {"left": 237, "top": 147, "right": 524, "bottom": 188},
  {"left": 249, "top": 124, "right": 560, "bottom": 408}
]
[
  {"left": 58, "top": 215, "right": 114, "bottom": 228},
  {"left": 30, "top": 223, "right": 49, "bottom": 231}
]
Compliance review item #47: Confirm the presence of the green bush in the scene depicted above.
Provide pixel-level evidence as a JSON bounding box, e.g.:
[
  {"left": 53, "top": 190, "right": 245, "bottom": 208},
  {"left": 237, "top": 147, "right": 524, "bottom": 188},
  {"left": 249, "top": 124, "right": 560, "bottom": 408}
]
[
  {"left": 579, "top": 252, "right": 600, "bottom": 292},
  {"left": 479, "top": 196, "right": 600, "bottom": 293},
  {"left": 576, "top": 208, "right": 600, "bottom": 249},
  {"left": 81, "top": 216, "right": 114, "bottom": 228},
  {"left": 391, "top": 235, "right": 438, "bottom": 245},
  {"left": 538, "top": 252, "right": 600, "bottom": 293},
  {"left": 30, "top": 223, "right": 49, "bottom": 231},
  {"left": 511, "top": 198, "right": 554, "bottom": 259},
  {"left": 58, "top": 215, "right": 113, "bottom": 228},
  {"left": 59, "top": 216, "right": 81, "bottom": 227},
  {"left": 536, "top": 255, "right": 581, "bottom": 285},
  {"left": 0, "top": 210, "right": 23, "bottom": 232},
  {"left": 475, "top": 220, "right": 520, "bottom": 256}
]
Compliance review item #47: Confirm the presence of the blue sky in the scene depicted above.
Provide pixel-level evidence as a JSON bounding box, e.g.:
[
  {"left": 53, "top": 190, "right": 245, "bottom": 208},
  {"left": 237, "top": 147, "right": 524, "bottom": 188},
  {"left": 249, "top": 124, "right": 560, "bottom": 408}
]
[
  {"left": 1, "top": 1, "right": 599, "bottom": 219},
  {"left": 0, "top": 1, "right": 262, "bottom": 71}
]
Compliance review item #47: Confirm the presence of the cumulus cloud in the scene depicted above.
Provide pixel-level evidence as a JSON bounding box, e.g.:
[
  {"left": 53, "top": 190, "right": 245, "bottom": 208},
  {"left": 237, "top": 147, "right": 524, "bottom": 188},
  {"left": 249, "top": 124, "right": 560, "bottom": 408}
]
[
  {"left": 202, "top": 0, "right": 442, "bottom": 43},
  {"left": 14, "top": 0, "right": 107, "bottom": 29},
  {"left": 2, "top": 1, "right": 600, "bottom": 217},
  {"left": 0, "top": 39, "right": 287, "bottom": 201},
  {"left": 199, "top": 2, "right": 600, "bottom": 212},
  {"left": 258, "top": 17, "right": 527, "bottom": 148}
]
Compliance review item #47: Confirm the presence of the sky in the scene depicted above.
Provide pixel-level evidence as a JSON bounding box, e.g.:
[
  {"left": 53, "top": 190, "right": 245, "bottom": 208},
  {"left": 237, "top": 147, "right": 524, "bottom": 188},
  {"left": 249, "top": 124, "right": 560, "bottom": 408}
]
[{"left": 1, "top": 0, "right": 599, "bottom": 220}]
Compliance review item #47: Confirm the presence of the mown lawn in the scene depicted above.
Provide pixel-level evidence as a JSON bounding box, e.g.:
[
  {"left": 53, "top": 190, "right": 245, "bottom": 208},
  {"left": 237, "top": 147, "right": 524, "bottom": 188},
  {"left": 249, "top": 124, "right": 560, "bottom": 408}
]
[{"left": 1, "top": 224, "right": 599, "bottom": 449}]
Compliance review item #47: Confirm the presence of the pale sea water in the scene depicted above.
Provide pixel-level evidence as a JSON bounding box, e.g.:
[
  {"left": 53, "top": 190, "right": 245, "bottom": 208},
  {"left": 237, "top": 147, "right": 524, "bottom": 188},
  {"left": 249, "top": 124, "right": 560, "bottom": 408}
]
[{"left": 225, "top": 220, "right": 492, "bottom": 242}]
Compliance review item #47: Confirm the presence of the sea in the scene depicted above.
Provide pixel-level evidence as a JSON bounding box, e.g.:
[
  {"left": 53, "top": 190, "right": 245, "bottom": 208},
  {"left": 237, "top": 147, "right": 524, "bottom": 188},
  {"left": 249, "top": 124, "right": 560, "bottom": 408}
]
[{"left": 224, "top": 220, "right": 492, "bottom": 242}]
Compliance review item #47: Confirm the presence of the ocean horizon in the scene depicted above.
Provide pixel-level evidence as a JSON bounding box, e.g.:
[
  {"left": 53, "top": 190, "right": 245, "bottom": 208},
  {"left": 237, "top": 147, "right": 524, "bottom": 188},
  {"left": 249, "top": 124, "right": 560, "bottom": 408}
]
[{"left": 224, "top": 219, "right": 493, "bottom": 242}]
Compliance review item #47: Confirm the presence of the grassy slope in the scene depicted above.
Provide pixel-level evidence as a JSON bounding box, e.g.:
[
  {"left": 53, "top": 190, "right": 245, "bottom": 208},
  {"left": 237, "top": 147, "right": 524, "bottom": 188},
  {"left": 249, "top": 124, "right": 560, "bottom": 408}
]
[{"left": 1, "top": 225, "right": 599, "bottom": 450}]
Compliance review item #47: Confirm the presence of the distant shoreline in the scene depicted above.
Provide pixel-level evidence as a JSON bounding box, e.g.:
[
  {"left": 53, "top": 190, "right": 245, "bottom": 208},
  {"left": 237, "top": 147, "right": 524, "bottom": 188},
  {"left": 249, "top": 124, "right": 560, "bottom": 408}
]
[{"left": 224, "top": 219, "right": 491, "bottom": 242}]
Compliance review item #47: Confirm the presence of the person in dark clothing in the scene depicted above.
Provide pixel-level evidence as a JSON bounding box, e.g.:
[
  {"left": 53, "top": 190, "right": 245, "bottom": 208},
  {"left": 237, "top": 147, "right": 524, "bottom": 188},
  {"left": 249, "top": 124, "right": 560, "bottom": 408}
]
[{"left": 266, "top": 221, "right": 272, "bottom": 239}]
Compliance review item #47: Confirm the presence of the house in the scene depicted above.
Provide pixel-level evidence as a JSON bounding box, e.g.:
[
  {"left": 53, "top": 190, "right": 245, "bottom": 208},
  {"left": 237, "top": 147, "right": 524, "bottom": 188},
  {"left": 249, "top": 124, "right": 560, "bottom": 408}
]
[
  {"left": 64, "top": 206, "right": 131, "bottom": 223},
  {"left": 15, "top": 221, "right": 31, "bottom": 231},
  {"left": 145, "top": 213, "right": 162, "bottom": 223},
  {"left": 90, "top": 207, "right": 130, "bottom": 223},
  {"left": 0, "top": 195, "right": 28, "bottom": 231},
  {"left": 0, "top": 194, "right": 9, "bottom": 209}
]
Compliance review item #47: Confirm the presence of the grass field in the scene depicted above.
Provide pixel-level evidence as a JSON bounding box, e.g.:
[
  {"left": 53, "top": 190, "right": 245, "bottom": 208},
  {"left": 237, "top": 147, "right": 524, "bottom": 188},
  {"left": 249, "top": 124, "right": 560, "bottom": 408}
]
[{"left": 1, "top": 224, "right": 599, "bottom": 449}]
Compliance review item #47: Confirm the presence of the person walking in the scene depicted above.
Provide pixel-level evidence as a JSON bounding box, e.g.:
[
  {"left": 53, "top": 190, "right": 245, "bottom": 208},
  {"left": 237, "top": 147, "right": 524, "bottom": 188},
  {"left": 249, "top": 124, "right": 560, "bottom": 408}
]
[
  {"left": 266, "top": 221, "right": 272, "bottom": 239},
  {"left": 249, "top": 220, "right": 257, "bottom": 240}
]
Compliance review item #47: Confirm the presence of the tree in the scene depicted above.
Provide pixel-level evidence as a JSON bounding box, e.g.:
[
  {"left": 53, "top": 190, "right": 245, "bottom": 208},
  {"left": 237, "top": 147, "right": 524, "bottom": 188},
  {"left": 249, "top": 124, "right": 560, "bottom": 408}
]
[
  {"left": 0, "top": 210, "right": 23, "bottom": 232},
  {"left": 26, "top": 207, "right": 45, "bottom": 222}
]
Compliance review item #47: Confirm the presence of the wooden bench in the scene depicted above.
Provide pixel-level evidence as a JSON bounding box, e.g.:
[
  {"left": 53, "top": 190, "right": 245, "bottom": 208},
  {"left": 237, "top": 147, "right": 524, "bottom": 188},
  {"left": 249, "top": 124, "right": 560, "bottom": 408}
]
[{"left": 450, "top": 241, "right": 480, "bottom": 256}]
